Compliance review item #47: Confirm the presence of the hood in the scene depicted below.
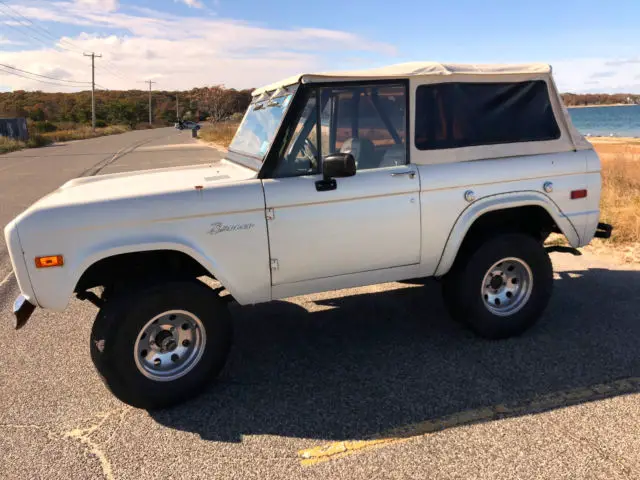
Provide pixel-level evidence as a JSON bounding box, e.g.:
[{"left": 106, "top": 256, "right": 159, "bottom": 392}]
[
  {"left": 45, "top": 159, "right": 256, "bottom": 209},
  {"left": 14, "top": 159, "right": 261, "bottom": 239}
]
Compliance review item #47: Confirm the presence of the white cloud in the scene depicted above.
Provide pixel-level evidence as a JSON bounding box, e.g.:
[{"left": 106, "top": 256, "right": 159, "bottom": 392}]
[
  {"left": 0, "top": 1, "right": 397, "bottom": 92},
  {"left": 0, "top": 35, "right": 24, "bottom": 45},
  {"left": 73, "top": 0, "right": 119, "bottom": 12},
  {"left": 174, "top": 0, "right": 204, "bottom": 8},
  {"left": 553, "top": 58, "right": 640, "bottom": 93}
]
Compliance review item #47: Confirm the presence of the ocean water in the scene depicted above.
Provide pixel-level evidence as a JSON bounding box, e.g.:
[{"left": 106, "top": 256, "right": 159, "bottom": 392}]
[{"left": 567, "top": 105, "right": 640, "bottom": 138}]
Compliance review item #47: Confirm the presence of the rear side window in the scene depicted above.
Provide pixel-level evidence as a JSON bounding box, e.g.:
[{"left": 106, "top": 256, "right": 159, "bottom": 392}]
[{"left": 415, "top": 81, "right": 561, "bottom": 150}]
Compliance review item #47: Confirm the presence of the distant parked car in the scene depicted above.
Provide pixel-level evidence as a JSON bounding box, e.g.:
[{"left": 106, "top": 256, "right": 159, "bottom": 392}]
[
  {"left": 182, "top": 121, "right": 200, "bottom": 130},
  {"left": 174, "top": 121, "right": 200, "bottom": 130}
]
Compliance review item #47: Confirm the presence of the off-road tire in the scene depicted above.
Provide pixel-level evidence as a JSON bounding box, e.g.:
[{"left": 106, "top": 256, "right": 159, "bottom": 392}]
[
  {"left": 442, "top": 233, "right": 553, "bottom": 339},
  {"left": 90, "top": 280, "right": 232, "bottom": 409}
]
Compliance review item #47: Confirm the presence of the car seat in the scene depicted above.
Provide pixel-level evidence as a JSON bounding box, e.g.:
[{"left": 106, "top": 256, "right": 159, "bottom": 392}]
[
  {"left": 379, "top": 144, "right": 406, "bottom": 167},
  {"left": 339, "top": 137, "right": 376, "bottom": 170}
]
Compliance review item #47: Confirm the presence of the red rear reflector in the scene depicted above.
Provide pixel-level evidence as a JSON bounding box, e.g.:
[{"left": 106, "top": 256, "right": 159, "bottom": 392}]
[{"left": 570, "top": 189, "right": 587, "bottom": 199}]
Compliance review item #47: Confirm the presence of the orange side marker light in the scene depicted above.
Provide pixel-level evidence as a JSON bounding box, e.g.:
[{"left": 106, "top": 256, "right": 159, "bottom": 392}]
[{"left": 35, "top": 255, "right": 64, "bottom": 268}]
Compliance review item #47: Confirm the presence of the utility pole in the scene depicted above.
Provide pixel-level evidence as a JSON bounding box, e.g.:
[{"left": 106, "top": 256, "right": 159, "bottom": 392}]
[
  {"left": 176, "top": 93, "right": 180, "bottom": 120},
  {"left": 83, "top": 52, "right": 102, "bottom": 131},
  {"left": 145, "top": 80, "right": 156, "bottom": 126}
]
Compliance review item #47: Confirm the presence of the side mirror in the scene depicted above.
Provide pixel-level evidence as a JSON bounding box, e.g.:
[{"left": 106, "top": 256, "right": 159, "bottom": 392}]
[
  {"left": 316, "top": 152, "right": 356, "bottom": 191},
  {"left": 323, "top": 152, "right": 356, "bottom": 179}
]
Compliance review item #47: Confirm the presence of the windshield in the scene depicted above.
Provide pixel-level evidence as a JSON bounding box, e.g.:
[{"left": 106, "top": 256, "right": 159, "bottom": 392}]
[{"left": 228, "top": 90, "right": 296, "bottom": 159}]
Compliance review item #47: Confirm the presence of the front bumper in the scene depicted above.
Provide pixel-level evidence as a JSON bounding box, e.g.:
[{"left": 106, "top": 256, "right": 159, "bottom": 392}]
[{"left": 12, "top": 294, "right": 35, "bottom": 329}]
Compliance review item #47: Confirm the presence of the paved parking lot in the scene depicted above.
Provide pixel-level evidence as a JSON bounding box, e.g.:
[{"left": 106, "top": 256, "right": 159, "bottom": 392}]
[{"left": 1, "top": 128, "right": 639, "bottom": 479}]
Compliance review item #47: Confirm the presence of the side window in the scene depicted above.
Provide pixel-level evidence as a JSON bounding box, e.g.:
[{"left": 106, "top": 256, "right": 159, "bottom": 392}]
[
  {"left": 274, "top": 91, "right": 319, "bottom": 177},
  {"left": 321, "top": 84, "right": 407, "bottom": 170},
  {"left": 415, "top": 81, "right": 561, "bottom": 150},
  {"left": 274, "top": 83, "right": 407, "bottom": 177}
]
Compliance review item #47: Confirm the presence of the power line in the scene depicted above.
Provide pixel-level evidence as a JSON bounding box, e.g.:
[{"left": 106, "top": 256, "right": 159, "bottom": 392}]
[
  {"left": 0, "top": 63, "right": 90, "bottom": 84},
  {"left": 0, "top": 66, "right": 89, "bottom": 88},
  {"left": 0, "top": 16, "right": 56, "bottom": 50},
  {"left": 91, "top": 51, "right": 134, "bottom": 84},
  {"left": 0, "top": 1, "right": 83, "bottom": 54},
  {"left": 0, "top": 1, "right": 129, "bottom": 86},
  {"left": 95, "top": 62, "right": 129, "bottom": 82}
]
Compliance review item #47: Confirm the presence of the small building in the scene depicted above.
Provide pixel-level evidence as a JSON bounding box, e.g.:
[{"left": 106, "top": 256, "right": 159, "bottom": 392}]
[{"left": 0, "top": 118, "right": 29, "bottom": 141}]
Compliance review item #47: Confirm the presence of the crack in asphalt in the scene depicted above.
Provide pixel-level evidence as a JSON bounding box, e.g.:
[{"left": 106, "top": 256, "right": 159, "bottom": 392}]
[
  {"left": 1, "top": 405, "right": 132, "bottom": 480},
  {"left": 0, "top": 271, "right": 16, "bottom": 312},
  {"left": 0, "top": 271, "right": 13, "bottom": 287},
  {"left": 63, "top": 411, "right": 121, "bottom": 480}
]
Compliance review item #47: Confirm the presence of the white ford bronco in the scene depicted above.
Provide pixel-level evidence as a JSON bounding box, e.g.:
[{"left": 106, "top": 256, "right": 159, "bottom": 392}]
[{"left": 5, "top": 62, "right": 612, "bottom": 408}]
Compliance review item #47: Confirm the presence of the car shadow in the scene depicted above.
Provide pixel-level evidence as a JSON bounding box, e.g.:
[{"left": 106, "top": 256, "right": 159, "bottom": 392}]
[{"left": 150, "top": 267, "right": 640, "bottom": 444}]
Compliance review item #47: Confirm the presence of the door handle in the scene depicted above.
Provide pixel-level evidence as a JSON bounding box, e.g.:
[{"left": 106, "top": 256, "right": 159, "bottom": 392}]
[{"left": 391, "top": 171, "right": 416, "bottom": 179}]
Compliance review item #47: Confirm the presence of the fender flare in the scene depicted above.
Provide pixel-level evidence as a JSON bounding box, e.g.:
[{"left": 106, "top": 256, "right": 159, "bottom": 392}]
[
  {"left": 433, "top": 191, "right": 580, "bottom": 277},
  {"left": 71, "top": 239, "right": 235, "bottom": 299}
]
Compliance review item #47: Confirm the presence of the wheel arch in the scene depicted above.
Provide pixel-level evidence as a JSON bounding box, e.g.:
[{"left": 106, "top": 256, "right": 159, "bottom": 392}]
[
  {"left": 434, "top": 191, "right": 579, "bottom": 277},
  {"left": 72, "top": 242, "right": 232, "bottom": 298}
]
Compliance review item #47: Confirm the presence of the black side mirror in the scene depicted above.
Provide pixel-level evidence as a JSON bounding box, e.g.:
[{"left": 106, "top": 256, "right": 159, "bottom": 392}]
[{"left": 316, "top": 153, "right": 356, "bottom": 191}]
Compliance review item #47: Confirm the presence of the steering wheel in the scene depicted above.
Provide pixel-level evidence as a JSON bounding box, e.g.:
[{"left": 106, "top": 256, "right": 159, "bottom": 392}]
[{"left": 302, "top": 138, "right": 318, "bottom": 167}]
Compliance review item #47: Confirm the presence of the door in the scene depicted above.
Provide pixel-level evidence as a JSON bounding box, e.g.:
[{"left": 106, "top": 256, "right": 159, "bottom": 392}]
[{"left": 262, "top": 82, "right": 421, "bottom": 286}]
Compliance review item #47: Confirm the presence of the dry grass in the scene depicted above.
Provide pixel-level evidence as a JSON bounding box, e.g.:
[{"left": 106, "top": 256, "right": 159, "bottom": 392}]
[
  {"left": 0, "top": 134, "right": 54, "bottom": 153},
  {"left": 598, "top": 157, "right": 640, "bottom": 244},
  {"left": 199, "top": 122, "right": 239, "bottom": 149},
  {"left": 1, "top": 125, "right": 132, "bottom": 154},
  {"left": 40, "top": 125, "right": 130, "bottom": 143},
  {"left": 575, "top": 140, "right": 640, "bottom": 263},
  {"left": 0, "top": 136, "right": 27, "bottom": 154}
]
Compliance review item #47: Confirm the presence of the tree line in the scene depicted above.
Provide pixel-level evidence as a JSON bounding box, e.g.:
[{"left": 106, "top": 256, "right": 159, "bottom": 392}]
[
  {"left": 561, "top": 93, "right": 640, "bottom": 107},
  {"left": 2, "top": 88, "right": 638, "bottom": 131},
  {"left": 0, "top": 86, "right": 252, "bottom": 130}
]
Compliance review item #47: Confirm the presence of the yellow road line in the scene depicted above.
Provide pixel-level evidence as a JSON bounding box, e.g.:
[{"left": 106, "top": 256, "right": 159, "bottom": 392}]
[{"left": 299, "top": 377, "right": 640, "bottom": 466}]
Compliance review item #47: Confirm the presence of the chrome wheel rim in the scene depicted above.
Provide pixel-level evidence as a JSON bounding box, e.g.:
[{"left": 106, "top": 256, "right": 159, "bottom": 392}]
[
  {"left": 134, "top": 310, "right": 206, "bottom": 382},
  {"left": 481, "top": 257, "right": 533, "bottom": 316}
]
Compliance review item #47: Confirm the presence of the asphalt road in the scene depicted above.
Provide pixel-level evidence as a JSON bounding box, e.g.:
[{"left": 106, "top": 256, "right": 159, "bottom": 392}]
[{"left": 1, "top": 129, "right": 639, "bottom": 479}]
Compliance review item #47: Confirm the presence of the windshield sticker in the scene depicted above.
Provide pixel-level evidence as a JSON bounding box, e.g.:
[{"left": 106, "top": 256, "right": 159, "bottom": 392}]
[{"left": 282, "top": 94, "right": 292, "bottom": 108}]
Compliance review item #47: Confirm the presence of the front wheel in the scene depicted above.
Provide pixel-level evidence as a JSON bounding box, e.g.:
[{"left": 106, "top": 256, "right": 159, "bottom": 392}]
[
  {"left": 442, "top": 233, "right": 553, "bottom": 339},
  {"left": 90, "top": 281, "right": 232, "bottom": 409}
]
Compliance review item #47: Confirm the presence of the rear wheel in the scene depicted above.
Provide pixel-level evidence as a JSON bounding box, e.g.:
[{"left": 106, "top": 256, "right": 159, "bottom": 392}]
[
  {"left": 90, "top": 280, "right": 231, "bottom": 409},
  {"left": 442, "top": 233, "right": 553, "bottom": 339}
]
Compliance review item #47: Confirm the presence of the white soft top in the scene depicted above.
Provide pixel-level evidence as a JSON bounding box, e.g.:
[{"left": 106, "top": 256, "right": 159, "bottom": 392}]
[
  {"left": 253, "top": 62, "right": 592, "bottom": 163},
  {"left": 252, "top": 62, "right": 552, "bottom": 96}
]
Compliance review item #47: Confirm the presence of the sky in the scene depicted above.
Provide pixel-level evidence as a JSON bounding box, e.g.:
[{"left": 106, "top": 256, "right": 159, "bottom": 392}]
[{"left": 1, "top": 0, "right": 640, "bottom": 93}]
